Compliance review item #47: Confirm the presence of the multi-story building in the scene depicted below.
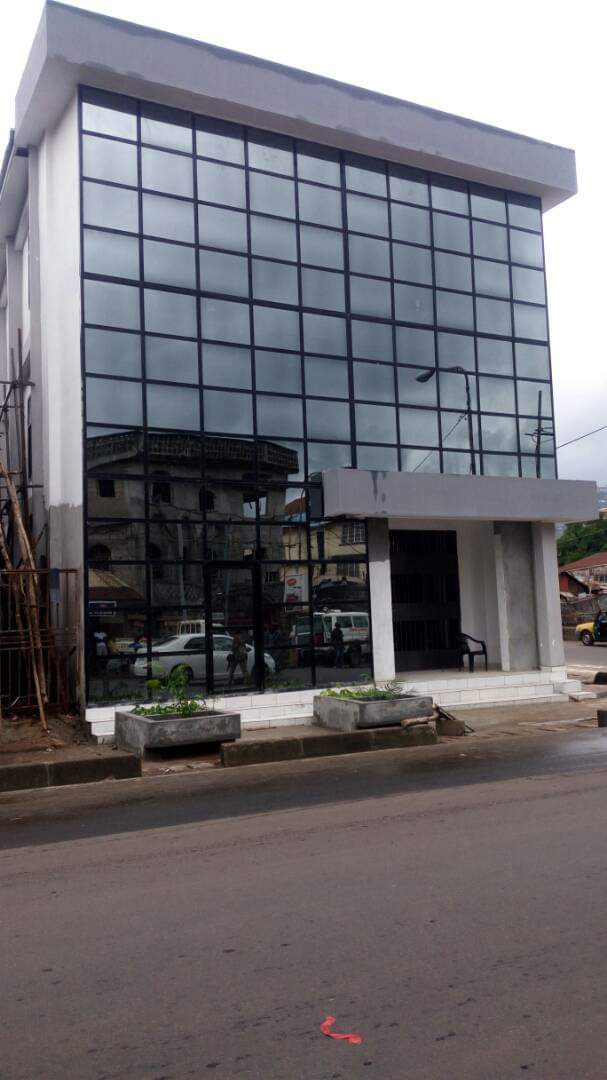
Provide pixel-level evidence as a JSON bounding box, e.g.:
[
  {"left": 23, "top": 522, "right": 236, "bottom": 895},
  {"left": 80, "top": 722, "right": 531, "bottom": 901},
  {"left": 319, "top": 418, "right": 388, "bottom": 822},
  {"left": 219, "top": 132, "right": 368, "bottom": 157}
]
[{"left": 0, "top": 2, "right": 597, "bottom": 725}]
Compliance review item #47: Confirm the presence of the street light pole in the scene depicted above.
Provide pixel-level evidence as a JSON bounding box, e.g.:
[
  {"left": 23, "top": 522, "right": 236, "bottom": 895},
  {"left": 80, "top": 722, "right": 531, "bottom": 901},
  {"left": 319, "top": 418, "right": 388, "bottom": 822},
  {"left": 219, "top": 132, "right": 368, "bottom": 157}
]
[{"left": 415, "top": 365, "right": 476, "bottom": 476}]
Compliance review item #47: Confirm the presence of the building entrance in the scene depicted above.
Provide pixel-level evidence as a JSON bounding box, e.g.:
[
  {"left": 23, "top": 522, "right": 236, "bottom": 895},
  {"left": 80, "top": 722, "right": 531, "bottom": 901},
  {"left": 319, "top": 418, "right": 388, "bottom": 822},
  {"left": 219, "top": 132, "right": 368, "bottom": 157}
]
[{"left": 390, "top": 529, "right": 461, "bottom": 672}]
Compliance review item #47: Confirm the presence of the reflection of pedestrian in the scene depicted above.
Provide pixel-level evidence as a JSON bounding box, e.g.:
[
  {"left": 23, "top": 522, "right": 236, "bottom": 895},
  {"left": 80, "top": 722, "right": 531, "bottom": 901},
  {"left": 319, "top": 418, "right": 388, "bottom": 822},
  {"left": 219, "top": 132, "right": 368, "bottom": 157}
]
[
  {"left": 94, "top": 630, "right": 108, "bottom": 674},
  {"left": 331, "top": 624, "right": 344, "bottom": 668},
  {"left": 227, "top": 633, "right": 248, "bottom": 687}
]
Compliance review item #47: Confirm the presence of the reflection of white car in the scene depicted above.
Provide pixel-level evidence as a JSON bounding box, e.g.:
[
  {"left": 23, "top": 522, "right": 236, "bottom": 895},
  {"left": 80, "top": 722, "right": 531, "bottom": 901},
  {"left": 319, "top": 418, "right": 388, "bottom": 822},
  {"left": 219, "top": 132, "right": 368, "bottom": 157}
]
[{"left": 132, "top": 633, "right": 275, "bottom": 684}]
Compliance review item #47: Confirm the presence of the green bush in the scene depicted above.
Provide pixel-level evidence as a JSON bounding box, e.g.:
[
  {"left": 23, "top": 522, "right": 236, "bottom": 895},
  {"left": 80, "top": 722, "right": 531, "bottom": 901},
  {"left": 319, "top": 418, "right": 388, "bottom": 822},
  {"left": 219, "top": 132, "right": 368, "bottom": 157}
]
[{"left": 321, "top": 680, "right": 417, "bottom": 701}]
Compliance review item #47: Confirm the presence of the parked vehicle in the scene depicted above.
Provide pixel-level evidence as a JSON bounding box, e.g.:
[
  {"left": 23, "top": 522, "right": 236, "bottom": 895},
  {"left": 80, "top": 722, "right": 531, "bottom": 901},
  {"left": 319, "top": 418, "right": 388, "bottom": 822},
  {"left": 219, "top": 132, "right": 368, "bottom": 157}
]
[
  {"left": 576, "top": 612, "right": 607, "bottom": 646},
  {"left": 132, "top": 633, "right": 275, "bottom": 683},
  {"left": 290, "top": 610, "right": 370, "bottom": 666}
]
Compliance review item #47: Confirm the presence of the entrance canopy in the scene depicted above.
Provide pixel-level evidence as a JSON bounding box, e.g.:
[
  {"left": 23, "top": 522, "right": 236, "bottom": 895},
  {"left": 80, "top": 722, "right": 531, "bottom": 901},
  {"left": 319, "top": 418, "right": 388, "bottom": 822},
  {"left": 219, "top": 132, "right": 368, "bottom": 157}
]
[{"left": 322, "top": 469, "right": 597, "bottom": 524}]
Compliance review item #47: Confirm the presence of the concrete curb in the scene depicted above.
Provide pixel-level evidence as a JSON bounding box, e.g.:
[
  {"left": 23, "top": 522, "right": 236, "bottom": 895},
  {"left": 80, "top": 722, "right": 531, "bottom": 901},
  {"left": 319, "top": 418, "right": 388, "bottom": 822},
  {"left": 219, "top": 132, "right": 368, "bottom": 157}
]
[
  {"left": 0, "top": 752, "right": 141, "bottom": 793},
  {"left": 221, "top": 724, "right": 437, "bottom": 767}
]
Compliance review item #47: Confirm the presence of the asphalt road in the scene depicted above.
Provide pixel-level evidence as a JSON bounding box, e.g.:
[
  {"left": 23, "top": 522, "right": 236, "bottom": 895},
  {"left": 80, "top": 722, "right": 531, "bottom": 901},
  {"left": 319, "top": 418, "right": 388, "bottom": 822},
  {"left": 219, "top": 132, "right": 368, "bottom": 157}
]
[
  {"left": 3, "top": 731, "right": 607, "bottom": 1079},
  {"left": 565, "top": 638, "right": 607, "bottom": 668}
]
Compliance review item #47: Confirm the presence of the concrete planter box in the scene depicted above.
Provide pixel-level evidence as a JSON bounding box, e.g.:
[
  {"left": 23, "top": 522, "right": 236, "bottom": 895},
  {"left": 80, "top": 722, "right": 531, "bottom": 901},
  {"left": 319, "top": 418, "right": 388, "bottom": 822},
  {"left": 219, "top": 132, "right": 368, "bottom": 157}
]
[
  {"left": 313, "top": 693, "right": 433, "bottom": 732},
  {"left": 114, "top": 709, "right": 241, "bottom": 757}
]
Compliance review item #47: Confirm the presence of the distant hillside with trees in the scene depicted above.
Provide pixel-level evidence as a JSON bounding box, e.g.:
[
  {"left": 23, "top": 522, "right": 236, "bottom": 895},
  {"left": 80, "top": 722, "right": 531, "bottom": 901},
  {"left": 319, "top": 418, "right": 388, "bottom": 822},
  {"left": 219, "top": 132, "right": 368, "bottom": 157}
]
[{"left": 557, "top": 518, "right": 607, "bottom": 566}]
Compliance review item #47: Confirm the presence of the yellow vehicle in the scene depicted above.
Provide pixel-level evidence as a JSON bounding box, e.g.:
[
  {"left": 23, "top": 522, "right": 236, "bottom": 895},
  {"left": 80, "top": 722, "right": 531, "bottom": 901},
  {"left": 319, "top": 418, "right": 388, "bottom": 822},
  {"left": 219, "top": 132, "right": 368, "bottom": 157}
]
[{"left": 576, "top": 613, "right": 607, "bottom": 646}]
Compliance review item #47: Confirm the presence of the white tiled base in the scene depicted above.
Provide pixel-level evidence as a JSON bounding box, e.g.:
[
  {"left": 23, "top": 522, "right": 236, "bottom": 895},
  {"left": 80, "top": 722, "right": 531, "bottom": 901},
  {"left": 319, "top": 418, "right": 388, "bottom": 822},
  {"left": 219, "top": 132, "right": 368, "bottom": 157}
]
[{"left": 85, "top": 666, "right": 580, "bottom": 744}]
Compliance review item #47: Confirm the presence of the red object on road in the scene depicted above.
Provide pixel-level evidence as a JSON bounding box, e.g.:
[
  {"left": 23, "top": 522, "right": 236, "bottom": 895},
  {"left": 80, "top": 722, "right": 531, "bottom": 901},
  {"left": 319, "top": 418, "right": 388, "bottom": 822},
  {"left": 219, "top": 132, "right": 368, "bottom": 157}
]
[{"left": 320, "top": 1015, "right": 363, "bottom": 1045}]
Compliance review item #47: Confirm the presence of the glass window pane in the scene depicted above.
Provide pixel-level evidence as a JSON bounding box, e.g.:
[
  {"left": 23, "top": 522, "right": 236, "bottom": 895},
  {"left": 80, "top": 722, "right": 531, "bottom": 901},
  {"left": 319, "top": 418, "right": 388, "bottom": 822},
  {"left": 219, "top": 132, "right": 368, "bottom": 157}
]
[
  {"left": 248, "top": 131, "right": 293, "bottom": 175},
  {"left": 83, "top": 181, "right": 139, "bottom": 233},
  {"left": 147, "top": 384, "right": 200, "bottom": 430},
  {"left": 146, "top": 336, "right": 198, "bottom": 383},
  {"left": 391, "top": 203, "right": 430, "bottom": 245},
  {"left": 250, "top": 215, "right": 297, "bottom": 261},
  {"left": 350, "top": 276, "right": 391, "bottom": 318},
  {"left": 478, "top": 376, "right": 515, "bottom": 414},
  {"left": 297, "top": 144, "right": 340, "bottom": 186},
  {"left": 438, "top": 332, "right": 475, "bottom": 370},
  {"left": 439, "top": 370, "right": 478, "bottom": 411},
  {"left": 512, "top": 266, "right": 546, "bottom": 304},
  {"left": 302, "top": 267, "right": 344, "bottom": 312},
  {"left": 86, "top": 376, "right": 142, "bottom": 425},
  {"left": 472, "top": 220, "right": 508, "bottom": 260},
  {"left": 253, "top": 259, "right": 299, "bottom": 305},
  {"left": 517, "top": 380, "right": 552, "bottom": 416},
  {"left": 198, "top": 205, "right": 248, "bottom": 252},
  {"left": 401, "top": 447, "right": 440, "bottom": 473},
  {"left": 476, "top": 297, "right": 512, "bottom": 337},
  {"left": 298, "top": 182, "right": 342, "bottom": 227},
  {"left": 474, "top": 258, "right": 510, "bottom": 298},
  {"left": 85, "top": 328, "right": 141, "bottom": 378},
  {"left": 144, "top": 289, "right": 196, "bottom": 337},
  {"left": 396, "top": 326, "right": 435, "bottom": 366},
  {"left": 393, "top": 243, "right": 432, "bottom": 284},
  {"left": 257, "top": 395, "right": 303, "bottom": 436},
  {"left": 508, "top": 197, "right": 542, "bottom": 231},
  {"left": 354, "top": 361, "right": 395, "bottom": 402},
  {"left": 509, "top": 229, "right": 543, "bottom": 268},
  {"left": 470, "top": 188, "right": 506, "bottom": 223},
  {"left": 433, "top": 213, "right": 470, "bottom": 253},
  {"left": 397, "top": 365, "right": 437, "bottom": 406},
  {"left": 441, "top": 410, "right": 479, "bottom": 450},
  {"left": 255, "top": 350, "right": 301, "bottom": 394},
  {"left": 431, "top": 180, "right": 468, "bottom": 215},
  {"left": 395, "top": 283, "right": 433, "bottom": 324},
  {"left": 84, "top": 229, "right": 139, "bottom": 280},
  {"left": 202, "top": 298, "right": 251, "bottom": 344},
  {"left": 307, "top": 442, "right": 351, "bottom": 473},
  {"left": 515, "top": 343, "right": 550, "bottom": 380},
  {"left": 347, "top": 193, "right": 389, "bottom": 237},
  {"left": 307, "top": 400, "right": 350, "bottom": 440},
  {"left": 84, "top": 279, "right": 140, "bottom": 330},
  {"left": 348, "top": 234, "right": 390, "bottom": 277},
  {"left": 143, "top": 193, "right": 194, "bottom": 243},
  {"left": 254, "top": 305, "right": 300, "bottom": 351},
  {"left": 199, "top": 249, "right": 248, "bottom": 296},
  {"left": 443, "top": 450, "right": 480, "bottom": 475},
  {"left": 250, "top": 173, "right": 295, "bottom": 218},
  {"left": 399, "top": 407, "right": 439, "bottom": 447},
  {"left": 141, "top": 104, "right": 192, "bottom": 153},
  {"left": 81, "top": 95, "right": 137, "bottom": 140},
  {"left": 82, "top": 135, "right": 137, "bottom": 186},
  {"left": 513, "top": 304, "right": 548, "bottom": 341},
  {"left": 481, "top": 414, "right": 518, "bottom": 452},
  {"left": 305, "top": 356, "right": 348, "bottom": 398},
  {"left": 436, "top": 291, "right": 474, "bottom": 330},
  {"left": 520, "top": 418, "right": 555, "bottom": 456},
  {"left": 482, "top": 454, "right": 519, "bottom": 477},
  {"left": 345, "top": 154, "right": 386, "bottom": 197},
  {"left": 142, "top": 147, "right": 193, "bottom": 198},
  {"left": 204, "top": 389, "right": 253, "bottom": 434},
  {"left": 299, "top": 224, "right": 343, "bottom": 269},
  {"left": 303, "top": 312, "right": 346, "bottom": 356},
  {"left": 202, "top": 343, "right": 251, "bottom": 388},
  {"left": 196, "top": 118, "right": 245, "bottom": 164},
  {"left": 357, "top": 445, "right": 398, "bottom": 470},
  {"left": 355, "top": 403, "right": 396, "bottom": 443},
  {"left": 353, "top": 320, "right": 394, "bottom": 362},
  {"left": 196, "top": 159, "right": 245, "bottom": 208},
  {"left": 144, "top": 239, "right": 196, "bottom": 289},
  {"left": 477, "top": 337, "right": 513, "bottom": 376},
  {"left": 389, "top": 165, "right": 429, "bottom": 206},
  {"left": 434, "top": 252, "right": 472, "bottom": 291}
]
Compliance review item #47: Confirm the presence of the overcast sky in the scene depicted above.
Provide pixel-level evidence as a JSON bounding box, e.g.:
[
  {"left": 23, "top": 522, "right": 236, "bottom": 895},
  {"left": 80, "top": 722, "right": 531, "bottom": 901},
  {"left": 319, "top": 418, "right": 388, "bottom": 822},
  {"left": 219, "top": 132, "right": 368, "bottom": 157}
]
[{"left": 1, "top": 0, "right": 604, "bottom": 484}]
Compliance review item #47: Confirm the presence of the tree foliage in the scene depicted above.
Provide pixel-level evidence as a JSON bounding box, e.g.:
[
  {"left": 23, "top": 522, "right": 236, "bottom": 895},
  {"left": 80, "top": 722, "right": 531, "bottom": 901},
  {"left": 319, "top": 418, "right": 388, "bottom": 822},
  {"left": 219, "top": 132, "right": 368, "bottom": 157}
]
[{"left": 557, "top": 519, "right": 607, "bottom": 566}]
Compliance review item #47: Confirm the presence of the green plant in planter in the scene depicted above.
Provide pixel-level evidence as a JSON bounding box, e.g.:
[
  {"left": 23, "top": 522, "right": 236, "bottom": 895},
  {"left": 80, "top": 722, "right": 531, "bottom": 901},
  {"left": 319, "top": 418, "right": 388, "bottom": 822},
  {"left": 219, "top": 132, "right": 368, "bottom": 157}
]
[
  {"left": 132, "top": 666, "right": 210, "bottom": 717},
  {"left": 321, "top": 680, "right": 417, "bottom": 701}
]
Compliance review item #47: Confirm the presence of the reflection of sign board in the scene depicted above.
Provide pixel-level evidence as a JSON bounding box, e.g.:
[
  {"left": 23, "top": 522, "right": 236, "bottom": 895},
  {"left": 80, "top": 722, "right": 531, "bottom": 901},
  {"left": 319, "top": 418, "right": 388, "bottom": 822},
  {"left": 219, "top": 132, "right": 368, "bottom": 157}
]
[
  {"left": 89, "top": 601, "right": 117, "bottom": 617},
  {"left": 284, "top": 570, "right": 308, "bottom": 604}
]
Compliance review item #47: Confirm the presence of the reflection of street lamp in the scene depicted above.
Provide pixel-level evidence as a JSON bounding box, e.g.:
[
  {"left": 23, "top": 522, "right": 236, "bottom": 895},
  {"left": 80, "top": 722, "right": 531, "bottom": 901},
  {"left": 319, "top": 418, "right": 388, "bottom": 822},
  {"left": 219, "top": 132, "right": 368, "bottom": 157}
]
[{"left": 416, "top": 366, "right": 477, "bottom": 475}]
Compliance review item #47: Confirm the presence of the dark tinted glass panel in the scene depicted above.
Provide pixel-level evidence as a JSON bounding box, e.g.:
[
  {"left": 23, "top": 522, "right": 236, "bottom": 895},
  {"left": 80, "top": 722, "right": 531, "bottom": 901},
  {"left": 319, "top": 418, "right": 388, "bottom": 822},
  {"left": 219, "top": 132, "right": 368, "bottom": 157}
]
[
  {"left": 520, "top": 418, "right": 554, "bottom": 455},
  {"left": 477, "top": 337, "right": 513, "bottom": 376},
  {"left": 396, "top": 326, "right": 435, "bottom": 366},
  {"left": 307, "top": 442, "right": 351, "bottom": 472},
  {"left": 141, "top": 104, "right": 193, "bottom": 152},
  {"left": 391, "top": 204, "right": 430, "bottom": 245},
  {"left": 198, "top": 205, "right": 248, "bottom": 252},
  {"left": 354, "top": 361, "right": 395, "bottom": 402},
  {"left": 253, "top": 259, "right": 299, "bottom": 305},
  {"left": 352, "top": 319, "right": 394, "bottom": 362},
  {"left": 513, "top": 304, "right": 548, "bottom": 341},
  {"left": 476, "top": 297, "right": 512, "bottom": 337},
  {"left": 196, "top": 119, "right": 245, "bottom": 164},
  {"left": 297, "top": 144, "right": 340, "bottom": 186},
  {"left": 394, "top": 283, "right": 433, "bottom": 325},
  {"left": 142, "top": 147, "right": 193, "bottom": 197},
  {"left": 401, "top": 448, "right": 440, "bottom": 473},
  {"left": 512, "top": 266, "right": 546, "bottom": 304},
  {"left": 389, "top": 165, "right": 428, "bottom": 206},
  {"left": 146, "top": 336, "right": 199, "bottom": 383},
  {"left": 470, "top": 189, "right": 506, "bottom": 223},
  {"left": 248, "top": 131, "right": 294, "bottom": 175},
  {"left": 431, "top": 180, "right": 468, "bottom": 215},
  {"left": 434, "top": 252, "right": 472, "bottom": 291},
  {"left": 437, "top": 332, "right": 475, "bottom": 370},
  {"left": 350, "top": 276, "right": 391, "bottom": 318},
  {"left": 82, "top": 94, "right": 137, "bottom": 139},
  {"left": 393, "top": 243, "right": 432, "bottom": 284},
  {"left": 355, "top": 403, "right": 397, "bottom": 443},
  {"left": 202, "top": 343, "right": 251, "bottom": 388},
  {"left": 85, "top": 328, "right": 141, "bottom": 378},
  {"left": 508, "top": 197, "right": 542, "bottom": 231},
  {"left": 254, "top": 306, "right": 300, "bottom": 351},
  {"left": 436, "top": 291, "right": 474, "bottom": 330},
  {"left": 298, "top": 182, "right": 342, "bottom": 227},
  {"left": 257, "top": 395, "right": 304, "bottom": 436},
  {"left": 517, "top": 380, "right": 552, "bottom": 416},
  {"left": 250, "top": 215, "right": 297, "bottom": 261},
  {"left": 357, "top": 445, "right": 399, "bottom": 470},
  {"left": 255, "top": 350, "right": 301, "bottom": 394},
  {"left": 202, "top": 298, "right": 251, "bottom": 344},
  {"left": 86, "top": 376, "right": 142, "bottom": 426},
  {"left": 482, "top": 454, "right": 519, "bottom": 477},
  {"left": 515, "top": 343, "right": 550, "bottom": 380},
  {"left": 144, "top": 239, "right": 196, "bottom": 289},
  {"left": 509, "top": 229, "right": 543, "bottom": 268},
  {"left": 442, "top": 450, "right": 478, "bottom": 475},
  {"left": 302, "top": 268, "right": 344, "bottom": 311},
  {"left": 347, "top": 194, "right": 389, "bottom": 237},
  {"left": 87, "top": 477, "right": 145, "bottom": 518},
  {"left": 299, "top": 224, "right": 343, "bottom": 269},
  {"left": 478, "top": 376, "right": 515, "bottom": 413},
  {"left": 439, "top": 370, "right": 478, "bottom": 411},
  {"left": 472, "top": 220, "right": 508, "bottom": 260},
  {"left": 399, "top": 407, "right": 439, "bottom": 446},
  {"left": 433, "top": 213, "right": 470, "bottom": 253},
  {"left": 85, "top": 280, "right": 140, "bottom": 330},
  {"left": 481, "top": 414, "right": 518, "bottom": 451},
  {"left": 305, "top": 356, "right": 348, "bottom": 398},
  {"left": 147, "top": 384, "right": 200, "bottom": 430},
  {"left": 250, "top": 173, "right": 295, "bottom": 217},
  {"left": 84, "top": 229, "right": 139, "bottom": 280},
  {"left": 204, "top": 390, "right": 253, "bottom": 434},
  {"left": 144, "top": 289, "right": 196, "bottom": 337},
  {"left": 303, "top": 313, "right": 346, "bottom": 356},
  {"left": 306, "top": 400, "right": 350, "bottom": 440},
  {"left": 397, "top": 366, "right": 438, "bottom": 406},
  {"left": 348, "top": 234, "right": 390, "bottom": 277},
  {"left": 345, "top": 155, "right": 386, "bottom": 197},
  {"left": 200, "top": 249, "right": 248, "bottom": 296},
  {"left": 143, "top": 193, "right": 194, "bottom": 243},
  {"left": 82, "top": 135, "right": 138, "bottom": 186},
  {"left": 83, "top": 182, "right": 139, "bottom": 233},
  {"left": 441, "top": 411, "right": 479, "bottom": 450},
  {"left": 474, "top": 258, "right": 510, "bottom": 298}
]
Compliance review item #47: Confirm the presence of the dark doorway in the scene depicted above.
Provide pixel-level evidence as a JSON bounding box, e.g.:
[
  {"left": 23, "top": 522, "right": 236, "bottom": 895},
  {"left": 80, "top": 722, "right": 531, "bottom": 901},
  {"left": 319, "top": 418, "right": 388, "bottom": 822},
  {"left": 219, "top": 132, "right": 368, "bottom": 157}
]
[{"left": 390, "top": 529, "right": 461, "bottom": 671}]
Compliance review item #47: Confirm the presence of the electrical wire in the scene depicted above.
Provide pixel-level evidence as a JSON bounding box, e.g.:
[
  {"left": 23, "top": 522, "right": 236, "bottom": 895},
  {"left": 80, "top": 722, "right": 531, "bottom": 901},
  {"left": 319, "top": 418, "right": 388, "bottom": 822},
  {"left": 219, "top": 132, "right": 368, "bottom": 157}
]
[{"left": 557, "top": 423, "right": 607, "bottom": 451}]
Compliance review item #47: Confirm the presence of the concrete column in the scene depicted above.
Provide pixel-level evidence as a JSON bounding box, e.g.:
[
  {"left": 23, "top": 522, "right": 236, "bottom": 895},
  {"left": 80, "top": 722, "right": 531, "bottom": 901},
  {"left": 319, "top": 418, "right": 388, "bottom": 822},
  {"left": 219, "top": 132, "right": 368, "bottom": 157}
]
[
  {"left": 367, "top": 518, "right": 395, "bottom": 682},
  {"left": 493, "top": 529, "right": 511, "bottom": 671},
  {"left": 494, "top": 522, "right": 539, "bottom": 671},
  {"left": 532, "top": 522, "right": 565, "bottom": 669}
]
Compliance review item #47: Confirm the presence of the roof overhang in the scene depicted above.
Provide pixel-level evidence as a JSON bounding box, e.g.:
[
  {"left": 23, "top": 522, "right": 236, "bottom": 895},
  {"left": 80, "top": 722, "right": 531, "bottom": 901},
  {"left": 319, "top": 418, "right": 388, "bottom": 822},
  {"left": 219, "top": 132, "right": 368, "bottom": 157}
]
[
  {"left": 322, "top": 470, "right": 598, "bottom": 524},
  {"left": 6, "top": 1, "right": 576, "bottom": 214}
]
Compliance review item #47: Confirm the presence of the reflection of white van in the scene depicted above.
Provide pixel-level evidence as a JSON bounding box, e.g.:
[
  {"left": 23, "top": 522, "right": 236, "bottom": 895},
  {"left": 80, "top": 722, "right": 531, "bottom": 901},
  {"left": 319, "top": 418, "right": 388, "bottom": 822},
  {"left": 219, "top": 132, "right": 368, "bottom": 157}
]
[
  {"left": 178, "top": 619, "right": 226, "bottom": 637},
  {"left": 291, "top": 610, "right": 370, "bottom": 665}
]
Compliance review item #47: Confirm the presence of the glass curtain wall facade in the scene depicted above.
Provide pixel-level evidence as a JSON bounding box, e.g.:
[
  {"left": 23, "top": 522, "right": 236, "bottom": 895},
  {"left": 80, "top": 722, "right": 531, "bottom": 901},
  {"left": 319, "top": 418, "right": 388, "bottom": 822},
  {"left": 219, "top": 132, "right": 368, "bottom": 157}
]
[{"left": 79, "top": 86, "right": 555, "bottom": 703}]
